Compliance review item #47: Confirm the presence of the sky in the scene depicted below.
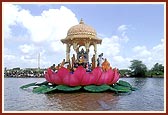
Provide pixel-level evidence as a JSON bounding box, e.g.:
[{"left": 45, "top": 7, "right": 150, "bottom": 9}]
[{"left": 3, "top": 2, "right": 165, "bottom": 70}]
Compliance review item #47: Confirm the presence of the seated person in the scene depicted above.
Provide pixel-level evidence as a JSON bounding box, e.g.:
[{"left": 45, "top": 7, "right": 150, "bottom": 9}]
[
  {"left": 79, "top": 56, "right": 85, "bottom": 63},
  {"left": 78, "top": 55, "right": 86, "bottom": 67},
  {"left": 86, "top": 62, "right": 92, "bottom": 72},
  {"left": 50, "top": 64, "right": 56, "bottom": 71}
]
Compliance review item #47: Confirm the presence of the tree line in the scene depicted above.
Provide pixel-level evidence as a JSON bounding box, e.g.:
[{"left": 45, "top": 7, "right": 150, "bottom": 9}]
[
  {"left": 4, "top": 68, "right": 46, "bottom": 78},
  {"left": 119, "top": 60, "right": 164, "bottom": 77}
]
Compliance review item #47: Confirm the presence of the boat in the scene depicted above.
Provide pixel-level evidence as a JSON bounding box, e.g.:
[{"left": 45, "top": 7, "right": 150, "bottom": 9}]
[
  {"left": 44, "top": 66, "right": 120, "bottom": 86},
  {"left": 20, "top": 19, "right": 137, "bottom": 94}
]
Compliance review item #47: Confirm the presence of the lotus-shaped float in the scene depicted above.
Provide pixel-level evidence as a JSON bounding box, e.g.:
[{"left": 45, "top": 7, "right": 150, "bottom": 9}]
[
  {"left": 45, "top": 66, "right": 120, "bottom": 86},
  {"left": 21, "top": 66, "right": 137, "bottom": 94}
]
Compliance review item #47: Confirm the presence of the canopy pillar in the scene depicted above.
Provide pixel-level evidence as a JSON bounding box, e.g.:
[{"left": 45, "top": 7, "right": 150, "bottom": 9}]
[
  {"left": 94, "top": 43, "right": 97, "bottom": 66},
  {"left": 85, "top": 41, "right": 90, "bottom": 61},
  {"left": 66, "top": 44, "right": 70, "bottom": 62},
  {"left": 73, "top": 42, "right": 78, "bottom": 53}
]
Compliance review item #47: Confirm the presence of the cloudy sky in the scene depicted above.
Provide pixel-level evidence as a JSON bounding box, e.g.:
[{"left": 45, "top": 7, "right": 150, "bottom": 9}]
[{"left": 3, "top": 2, "right": 165, "bottom": 70}]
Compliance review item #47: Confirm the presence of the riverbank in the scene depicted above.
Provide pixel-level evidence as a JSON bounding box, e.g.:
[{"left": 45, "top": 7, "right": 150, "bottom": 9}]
[
  {"left": 120, "top": 75, "right": 164, "bottom": 78},
  {"left": 4, "top": 68, "right": 46, "bottom": 78},
  {"left": 4, "top": 71, "right": 45, "bottom": 78}
]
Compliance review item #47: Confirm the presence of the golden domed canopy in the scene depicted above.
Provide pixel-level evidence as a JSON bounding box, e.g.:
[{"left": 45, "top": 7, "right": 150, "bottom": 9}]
[
  {"left": 67, "top": 18, "right": 97, "bottom": 37},
  {"left": 60, "top": 19, "right": 102, "bottom": 63},
  {"left": 61, "top": 19, "right": 102, "bottom": 45}
]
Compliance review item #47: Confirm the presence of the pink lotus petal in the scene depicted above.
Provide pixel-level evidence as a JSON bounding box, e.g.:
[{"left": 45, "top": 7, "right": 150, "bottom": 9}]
[
  {"left": 62, "top": 74, "right": 71, "bottom": 86},
  {"left": 57, "top": 67, "right": 69, "bottom": 79},
  {"left": 48, "top": 70, "right": 60, "bottom": 84},
  {"left": 81, "top": 67, "right": 102, "bottom": 85},
  {"left": 110, "top": 68, "right": 120, "bottom": 84},
  {"left": 81, "top": 73, "right": 92, "bottom": 85},
  {"left": 92, "top": 67, "right": 102, "bottom": 84},
  {"left": 52, "top": 73, "right": 63, "bottom": 85},
  {"left": 45, "top": 68, "right": 53, "bottom": 83},
  {"left": 44, "top": 70, "right": 50, "bottom": 82},
  {"left": 69, "top": 74, "right": 81, "bottom": 86},
  {"left": 96, "top": 72, "right": 107, "bottom": 85},
  {"left": 63, "top": 74, "right": 80, "bottom": 86},
  {"left": 73, "top": 66, "right": 86, "bottom": 84},
  {"left": 95, "top": 68, "right": 115, "bottom": 85},
  {"left": 89, "top": 74, "right": 100, "bottom": 85},
  {"left": 106, "top": 69, "right": 115, "bottom": 85}
]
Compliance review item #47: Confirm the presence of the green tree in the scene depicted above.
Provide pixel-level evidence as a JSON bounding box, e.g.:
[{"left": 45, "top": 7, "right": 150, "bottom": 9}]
[
  {"left": 129, "top": 60, "right": 147, "bottom": 77},
  {"left": 119, "top": 69, "right": 131, "bottom": 77},
  {"left": 152, "top": 63, "right": 164, "bottom": 72},
  {"left": 151, "top": 63, "right": 164, "bottom": 76}
]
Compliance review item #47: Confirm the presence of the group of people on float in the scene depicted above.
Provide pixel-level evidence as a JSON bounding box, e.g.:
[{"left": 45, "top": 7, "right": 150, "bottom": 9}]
[{"left": 50, "top": 53, "right": 105, "bottom": 73}]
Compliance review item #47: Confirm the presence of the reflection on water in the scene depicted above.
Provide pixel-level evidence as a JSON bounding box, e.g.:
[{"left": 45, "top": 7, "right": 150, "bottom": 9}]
[
  {"left": 4, "top": 78, "right": 164, "bottom": 111},
  {"left": 44, "top": 92, "right": 120, "bottom": 111}
]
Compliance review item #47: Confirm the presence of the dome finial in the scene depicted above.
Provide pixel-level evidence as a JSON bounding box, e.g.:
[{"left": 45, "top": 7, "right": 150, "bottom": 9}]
[{"left": 80, "top": 18, "right": 84, "bottom": 24}]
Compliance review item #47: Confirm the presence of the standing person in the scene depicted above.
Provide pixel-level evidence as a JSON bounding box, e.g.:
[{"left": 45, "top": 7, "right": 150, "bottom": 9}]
[
  {"left": 71, "top": 54, "right": 75, "bottom": 68},
  {"left": 73, "top": 59, "right": 79, "bottom": 71},
  {"left": 60, "top": 59, "right": 65, "bottom": 67},
  {"left": 97, "top": 53, "right": 104, "bottom": 67},
  {"left": 91, "top": 54, "right": 96, "bottom": 70},
  {"left": 86, "top": 62, "right": 92, "bottom": 72}
]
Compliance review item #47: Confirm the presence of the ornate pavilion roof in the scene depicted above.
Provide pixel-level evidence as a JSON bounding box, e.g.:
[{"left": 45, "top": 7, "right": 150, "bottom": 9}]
[{"left": 61, "top": 19, "right": 102, "bottom": 45}]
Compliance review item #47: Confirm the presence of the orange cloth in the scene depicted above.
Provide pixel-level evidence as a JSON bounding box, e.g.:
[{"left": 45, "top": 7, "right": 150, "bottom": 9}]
[{"left": 101, "top": 59, "right": 111, "bottom": 71}]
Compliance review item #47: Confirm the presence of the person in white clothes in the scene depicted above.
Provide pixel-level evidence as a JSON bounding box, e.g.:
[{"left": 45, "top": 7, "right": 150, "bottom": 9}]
[{"left": 97, "top": 53, "right": 104, "bottom": 67}]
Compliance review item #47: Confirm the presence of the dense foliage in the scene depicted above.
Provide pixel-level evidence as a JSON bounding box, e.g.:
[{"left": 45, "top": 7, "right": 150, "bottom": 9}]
[
  {"left": 129, "top": 60, "right": 147, "bottom": 77},
  {"left": 4, "top": 68, "right": 46, "bottom": 78},
  {"left": 119, "top": 60, "right": 164, "bottom": 77}
]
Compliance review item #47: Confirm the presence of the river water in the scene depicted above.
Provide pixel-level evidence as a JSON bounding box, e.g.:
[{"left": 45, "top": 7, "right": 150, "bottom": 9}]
[{"left": 3, "top": 78, "right": 165, "bottom": 112}]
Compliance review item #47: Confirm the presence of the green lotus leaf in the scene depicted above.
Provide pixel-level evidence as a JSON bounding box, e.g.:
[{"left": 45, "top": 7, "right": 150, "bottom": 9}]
[
  {"left": 84, "top": 84, "right": 111, "bottom": 92},
  {"left": 20, "top": 82, "right": 37, "bottom": 89},
  {"left": 41, "top": 86, "right": 57, "bottom": 94},
  {"left": 56, "top": 85, "right": 81, "bottom": 92},
  {"left": 33, "top": 85, "right": 48, "bottom": 93},
  {"left": 32, "top": 85, "right": 57, "bottom": 94},
  {"left": 116, "top": 80, "right": 132, "bottom": 88},
  {"left": 109, "top": 87, "right": 118, "bottom": 93},
  {"left": 112, "top": 84, "right": 132, "bottom": 93},
  {"left": 36, "top": 81, "right": 49, "bottom": 86}
]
